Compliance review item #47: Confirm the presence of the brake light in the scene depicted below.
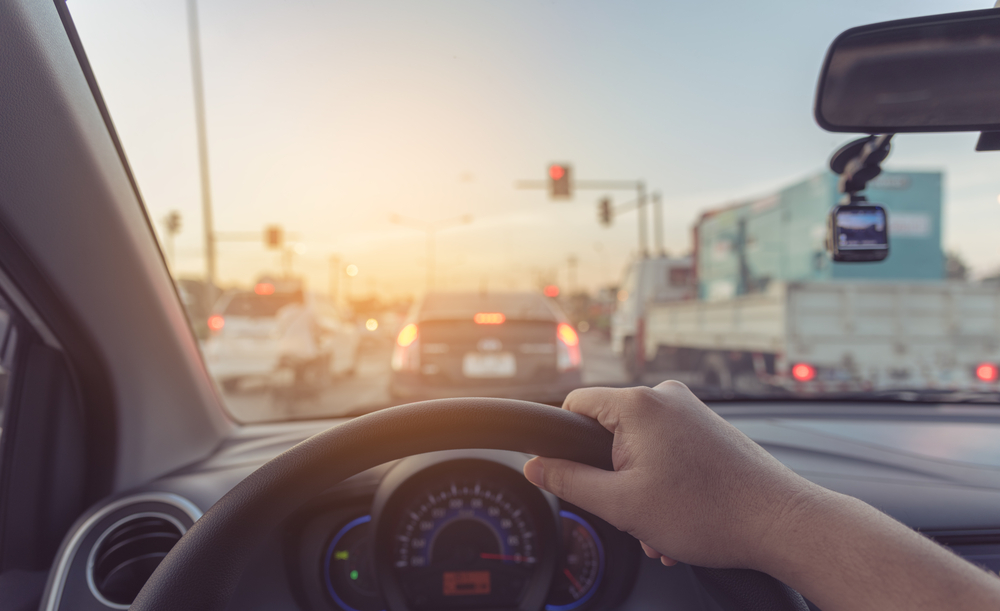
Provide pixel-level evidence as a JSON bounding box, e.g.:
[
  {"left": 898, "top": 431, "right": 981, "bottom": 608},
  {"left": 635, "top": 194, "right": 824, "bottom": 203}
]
[
  {"left": 207, "top": 315, "right": 225, "bottom": 332},
  {"left": 397, "top": 324, "right": 419, "bottom": 347},
  {"left": 557, "top": 323, "right": 579, "bottom": 347},
  {"left": 556, "top": 323, "right": 581, "bottom": 371},
  {"left": 254, "top": 282, "right": 275, "bottom": 295},
  {"left": 474, "top": 312, "right": 505, "bottom": 325},
  {"left": 392, "top": 323, "right": 420, "bottom": 372},
  {"left": 976, "top": 363, "right": 999, "bottom": 382},
  {"left": 791, "top": 363, "right": 816, "bottom": 382}
]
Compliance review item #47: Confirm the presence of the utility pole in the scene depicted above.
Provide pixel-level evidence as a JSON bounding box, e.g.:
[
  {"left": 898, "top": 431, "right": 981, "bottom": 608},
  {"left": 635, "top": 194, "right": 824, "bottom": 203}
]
[
  {"left": 390, "top": 214, "right": 473, "bottom": 292},
  {"left": 652, "top": 191, "right": 665, "bottom": 256},
  {"left": 186, "top": 0, "right": 216, "bottom": 305}
]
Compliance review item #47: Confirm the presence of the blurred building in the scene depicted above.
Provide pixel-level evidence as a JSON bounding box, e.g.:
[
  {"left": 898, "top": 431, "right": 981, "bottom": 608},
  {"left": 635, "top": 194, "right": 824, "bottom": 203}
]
[{"left": 694, "top": 170, "right": 944, "bottom": 300}]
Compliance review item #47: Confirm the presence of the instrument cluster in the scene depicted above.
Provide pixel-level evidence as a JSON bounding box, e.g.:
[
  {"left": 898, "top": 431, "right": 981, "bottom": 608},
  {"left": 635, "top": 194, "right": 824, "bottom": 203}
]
[{"left": 289, "top": 451, "right": 639, "bottom": 611}]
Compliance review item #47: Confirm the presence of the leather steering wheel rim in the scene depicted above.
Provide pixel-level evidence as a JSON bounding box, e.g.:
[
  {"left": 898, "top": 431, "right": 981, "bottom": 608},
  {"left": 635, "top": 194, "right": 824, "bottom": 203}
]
[{"left": 130, "top": 398, "right": 807, "bottom": 611}]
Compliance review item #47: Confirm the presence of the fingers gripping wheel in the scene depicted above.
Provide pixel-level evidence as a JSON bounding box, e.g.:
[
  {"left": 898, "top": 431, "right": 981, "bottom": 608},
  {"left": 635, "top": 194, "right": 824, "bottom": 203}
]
[{"left": 129, "top": 398, "right": 806, "bottom": 611}]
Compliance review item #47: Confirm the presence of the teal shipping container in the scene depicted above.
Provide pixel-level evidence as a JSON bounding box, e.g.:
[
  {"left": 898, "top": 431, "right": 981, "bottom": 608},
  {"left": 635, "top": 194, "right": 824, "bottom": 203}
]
[{"left": 695, "top": 171, "right": 944, "bottom": 300}]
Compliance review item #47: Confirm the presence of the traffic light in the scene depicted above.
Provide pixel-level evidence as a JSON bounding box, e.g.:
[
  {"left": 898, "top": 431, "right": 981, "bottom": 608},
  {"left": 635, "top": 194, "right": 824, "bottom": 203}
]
[
  {"left": 164, "top": 211, "right": 182, "bottom": 234},
  {"left": 264, "top": 225, "right": 283, "bottom": 249},
  {"left": 549, "top": 164, "right": 572, "bottom": 199},
  {"left": 598, "top": 197, "right": 613, "bottom": 226}
]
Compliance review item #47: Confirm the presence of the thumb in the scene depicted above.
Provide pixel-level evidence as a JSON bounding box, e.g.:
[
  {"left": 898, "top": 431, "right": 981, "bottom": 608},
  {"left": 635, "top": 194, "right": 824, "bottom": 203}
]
[{"left": 523, "top": 457, "right": 622, "bottom": 521}]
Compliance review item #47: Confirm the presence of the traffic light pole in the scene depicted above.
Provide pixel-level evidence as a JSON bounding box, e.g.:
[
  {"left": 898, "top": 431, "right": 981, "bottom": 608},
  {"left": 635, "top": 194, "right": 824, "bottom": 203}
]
[{"left": 516, "top": 177, "right": 651, "bottom": 257}]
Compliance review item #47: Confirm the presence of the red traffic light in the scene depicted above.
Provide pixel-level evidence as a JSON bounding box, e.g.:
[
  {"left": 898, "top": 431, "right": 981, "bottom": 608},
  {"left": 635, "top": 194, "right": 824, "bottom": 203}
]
[
  {"left": 548, "top": 164, "right": 572, "bottom": 199},
  {"left": 543, "top": 285, "right": 560, "bottom": 297}
]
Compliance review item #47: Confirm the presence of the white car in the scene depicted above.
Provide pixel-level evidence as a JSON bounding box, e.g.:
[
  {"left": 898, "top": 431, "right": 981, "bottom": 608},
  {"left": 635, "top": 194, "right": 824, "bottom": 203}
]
[{"left": 203, "top": 284, "right": 360, "bottom": 392}]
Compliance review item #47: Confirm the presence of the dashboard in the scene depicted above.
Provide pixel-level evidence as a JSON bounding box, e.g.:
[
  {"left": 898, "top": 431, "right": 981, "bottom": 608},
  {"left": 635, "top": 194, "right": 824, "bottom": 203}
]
[
  {"left": 38, "top": 403, "right": 1000, "bottom": 611},
  {"left": 287, "top": 451, "right": 641, "bottom": 611}
]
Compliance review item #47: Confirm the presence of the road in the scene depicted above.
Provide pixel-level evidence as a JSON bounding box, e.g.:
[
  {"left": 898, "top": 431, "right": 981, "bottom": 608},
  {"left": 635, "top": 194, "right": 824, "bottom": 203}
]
[{"left": 222, "top": 332, "right": 638, "bottom": 423}]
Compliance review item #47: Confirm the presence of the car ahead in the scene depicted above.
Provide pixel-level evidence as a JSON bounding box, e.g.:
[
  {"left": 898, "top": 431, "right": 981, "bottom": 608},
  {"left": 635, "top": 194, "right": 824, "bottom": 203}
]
[
  {"left": 390, "top": 292, "right": 582, "bottom": 402},
  {"left": 4, "top": 4, "right": 1000, "bottom": 611},
  {"left": 204, "top": 281, "right": 360, "bottom": 392}
]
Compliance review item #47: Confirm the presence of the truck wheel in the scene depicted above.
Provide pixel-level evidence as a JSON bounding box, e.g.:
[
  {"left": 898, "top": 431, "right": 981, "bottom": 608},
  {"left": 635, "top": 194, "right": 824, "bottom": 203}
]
[
  {"left": 702, "top": 353, "right": 733, "bottom": 395},
  {"left": 623, "top": 337, "right": 644, "bottom": 382}
]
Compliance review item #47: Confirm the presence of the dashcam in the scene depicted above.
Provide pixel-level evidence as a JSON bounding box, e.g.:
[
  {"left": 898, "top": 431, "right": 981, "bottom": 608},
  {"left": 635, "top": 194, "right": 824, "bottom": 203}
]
[{"left": 827, "top": 204, "right": 889, "bottom": 262}]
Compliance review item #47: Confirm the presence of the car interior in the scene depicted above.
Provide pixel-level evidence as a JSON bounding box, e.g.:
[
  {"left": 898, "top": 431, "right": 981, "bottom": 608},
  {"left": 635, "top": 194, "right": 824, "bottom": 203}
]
[{"left": 3, "top": 2, "right": 1000, "bottom": 611}]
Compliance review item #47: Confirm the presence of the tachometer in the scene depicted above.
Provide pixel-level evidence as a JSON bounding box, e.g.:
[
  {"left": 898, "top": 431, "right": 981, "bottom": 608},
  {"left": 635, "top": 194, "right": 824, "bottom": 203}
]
[{"left": 546, "top": 511, "right": 605, "bottom": 611}]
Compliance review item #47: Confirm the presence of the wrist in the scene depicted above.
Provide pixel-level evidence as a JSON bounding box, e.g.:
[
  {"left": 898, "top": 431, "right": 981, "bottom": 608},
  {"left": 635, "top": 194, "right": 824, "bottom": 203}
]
[{"left": 748, "top": 481, "right": 844, "bottom": 577}]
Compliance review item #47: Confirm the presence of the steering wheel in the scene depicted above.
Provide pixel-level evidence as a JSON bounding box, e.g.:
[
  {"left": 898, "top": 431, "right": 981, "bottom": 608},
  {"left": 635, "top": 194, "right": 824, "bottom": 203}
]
[{"left": 130, "top": 398, "right": 808, "bottom": 611}]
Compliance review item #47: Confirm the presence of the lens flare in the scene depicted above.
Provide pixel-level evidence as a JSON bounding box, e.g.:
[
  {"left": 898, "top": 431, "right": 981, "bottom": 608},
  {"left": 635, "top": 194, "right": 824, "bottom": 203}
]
[{"left": 397, "top": 323, "right": 419, "bottom": 347}]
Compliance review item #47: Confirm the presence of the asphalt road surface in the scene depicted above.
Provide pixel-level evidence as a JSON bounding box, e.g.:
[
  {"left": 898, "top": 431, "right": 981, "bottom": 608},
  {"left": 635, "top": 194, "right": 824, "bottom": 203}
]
[{"left": 222, "top": 332, "right": 637, "bottom": 423}]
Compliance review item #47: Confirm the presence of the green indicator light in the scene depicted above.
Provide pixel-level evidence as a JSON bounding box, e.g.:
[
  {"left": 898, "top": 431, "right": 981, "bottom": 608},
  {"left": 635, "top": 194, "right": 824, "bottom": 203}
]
[
  {"left": 350, "top": 570, "right": 359, "bottom": 581},
  {"left": 334, "top": 550, "right": 349, "bottom": 561}
]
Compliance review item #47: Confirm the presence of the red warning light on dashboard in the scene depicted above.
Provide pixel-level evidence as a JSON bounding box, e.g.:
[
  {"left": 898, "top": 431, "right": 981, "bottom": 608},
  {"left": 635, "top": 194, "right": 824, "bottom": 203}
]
[{"left": 443, "top": 571, "right": 491, "bottom": 596}]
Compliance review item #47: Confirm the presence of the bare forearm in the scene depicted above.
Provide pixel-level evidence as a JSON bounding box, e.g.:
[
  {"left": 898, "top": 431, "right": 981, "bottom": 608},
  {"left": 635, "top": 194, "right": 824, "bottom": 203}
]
[{"left": 758, "top": 486, "right": 1000, "bottom": 611}]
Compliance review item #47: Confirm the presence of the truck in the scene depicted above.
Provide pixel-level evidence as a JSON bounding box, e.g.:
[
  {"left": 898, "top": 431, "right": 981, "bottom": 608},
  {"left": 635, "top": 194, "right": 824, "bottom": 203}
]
[{"left": 613, "top": 170, "right": 1000, "bottom": 393}]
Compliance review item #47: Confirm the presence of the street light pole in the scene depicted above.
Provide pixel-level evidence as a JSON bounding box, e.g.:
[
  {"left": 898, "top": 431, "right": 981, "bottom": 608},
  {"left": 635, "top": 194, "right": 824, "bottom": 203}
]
[{"left": 186, "top": 0, "right": 217, "bottom": 305}]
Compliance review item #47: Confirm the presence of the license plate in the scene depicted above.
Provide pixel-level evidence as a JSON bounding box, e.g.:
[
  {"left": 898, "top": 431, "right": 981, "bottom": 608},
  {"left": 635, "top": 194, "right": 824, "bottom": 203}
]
[{"left": 462, "top": 352, "right": 516, "bottom": 378}]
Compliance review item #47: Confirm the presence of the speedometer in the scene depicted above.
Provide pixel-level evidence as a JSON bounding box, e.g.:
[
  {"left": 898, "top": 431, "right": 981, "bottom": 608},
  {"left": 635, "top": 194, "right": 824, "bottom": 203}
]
[
  {"left": 393, "top": 478, "right": 537, "bottom": 606},
  {"left": 373, "top": 456, "right": 558, "bottom": 611}
]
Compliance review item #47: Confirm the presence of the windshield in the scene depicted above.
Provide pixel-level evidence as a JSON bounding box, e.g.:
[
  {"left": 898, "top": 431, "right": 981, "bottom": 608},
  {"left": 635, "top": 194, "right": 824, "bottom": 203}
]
[{"left": 70, "top": 1, "right": 1000, "bottom": 422}]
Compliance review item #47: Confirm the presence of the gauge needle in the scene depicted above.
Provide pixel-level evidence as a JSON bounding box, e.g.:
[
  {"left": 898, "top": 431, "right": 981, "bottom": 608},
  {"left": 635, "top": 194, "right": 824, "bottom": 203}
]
[
  {"left": 563, "top": 568, "right": 583, "bottom": 592},
  {"left": 479, "top": 552, "right": 534, "bottom": 562}
]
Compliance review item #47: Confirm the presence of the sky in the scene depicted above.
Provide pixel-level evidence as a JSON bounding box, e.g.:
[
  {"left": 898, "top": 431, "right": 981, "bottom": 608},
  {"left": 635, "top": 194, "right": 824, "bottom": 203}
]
[{"left": 66, "top": 0, "right": 1000, "bottom": 301}]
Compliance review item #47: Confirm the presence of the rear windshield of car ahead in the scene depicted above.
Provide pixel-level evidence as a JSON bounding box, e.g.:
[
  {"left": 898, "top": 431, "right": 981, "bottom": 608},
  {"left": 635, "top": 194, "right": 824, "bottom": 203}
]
[
  {"left": 419, "top": 293, "right": 557, "bottom": 322},
  {"left": 223, "top": 291, "right": 304, "bottom": 318}
]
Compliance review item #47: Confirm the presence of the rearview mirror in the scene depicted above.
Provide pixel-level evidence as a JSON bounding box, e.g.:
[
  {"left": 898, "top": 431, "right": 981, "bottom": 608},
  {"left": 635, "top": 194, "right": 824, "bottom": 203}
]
[{"left": 815, "top": 8, "right": 1000, "bottom": 133}]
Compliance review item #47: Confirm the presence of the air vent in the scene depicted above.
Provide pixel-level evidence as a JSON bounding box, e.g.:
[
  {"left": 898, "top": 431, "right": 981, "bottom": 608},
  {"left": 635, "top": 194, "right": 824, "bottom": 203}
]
[{"left": 88, "top": 513, "right": 184, "bottom": 607}]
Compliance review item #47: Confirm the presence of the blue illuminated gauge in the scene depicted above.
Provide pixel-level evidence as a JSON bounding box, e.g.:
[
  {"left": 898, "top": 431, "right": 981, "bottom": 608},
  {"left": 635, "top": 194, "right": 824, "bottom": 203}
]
[
  {"left": 324, "top": 516, "right": 385, "bottom": 611},
  {"left": 545, "top": 511, "right": 605, "bottom": 611},
  {"left": 392, "top": 478, "right": 538, "bottom": 610}
]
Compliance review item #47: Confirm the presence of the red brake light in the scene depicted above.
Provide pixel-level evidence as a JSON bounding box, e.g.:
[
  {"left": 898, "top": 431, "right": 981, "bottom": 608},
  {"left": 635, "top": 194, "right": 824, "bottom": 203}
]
[
  {"left": 474, "top": 312, "right": 505, "bottom": 325},
  {"left": 207, "top": 315, "right": 225, "bottom": 331},
  {"left": 397, "top": 323, "right": 419, "bottom": 347},
  {"left": 254, "top": 282, "right": 275, "bottom": 295},
  {"left": 791, "top": 363, "right": 816, "bottom": 382},
  {"left": 976, "top": 363, "right": 998, "bottom": 382},
  {"left": 557, "top": 323, "right": 579, "bottom": 347}
]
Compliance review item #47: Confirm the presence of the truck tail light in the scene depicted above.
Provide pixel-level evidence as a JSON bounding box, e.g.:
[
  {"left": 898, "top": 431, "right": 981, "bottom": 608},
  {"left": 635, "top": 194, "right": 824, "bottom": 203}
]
[
  {"left": 392, "top": 324, "right": 420, "bottom": 372},
  {"left": 976, "top": 363, "right": 998, "bottom": 382},
  {"left": 791, "top": 363, "right": 816, "bottom": 382},
  {"left": 556, "top": 323, "right": 581, "bottom": 372}
]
